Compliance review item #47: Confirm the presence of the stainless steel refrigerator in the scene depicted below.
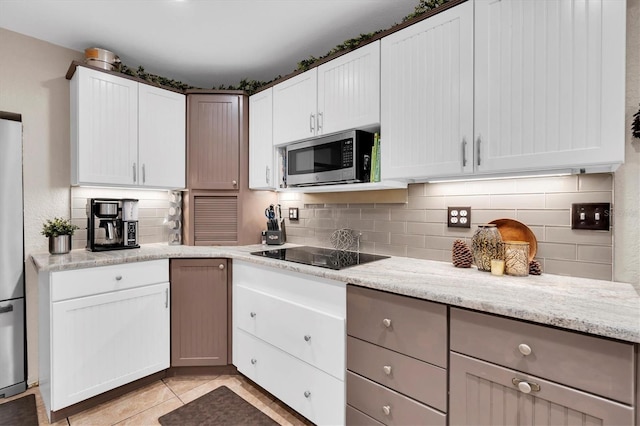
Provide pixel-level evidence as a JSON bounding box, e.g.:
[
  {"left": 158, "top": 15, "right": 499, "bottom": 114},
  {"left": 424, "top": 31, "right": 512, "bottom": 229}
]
[{"left": 0, "top": 112, "right": 26, "bottom": 398}]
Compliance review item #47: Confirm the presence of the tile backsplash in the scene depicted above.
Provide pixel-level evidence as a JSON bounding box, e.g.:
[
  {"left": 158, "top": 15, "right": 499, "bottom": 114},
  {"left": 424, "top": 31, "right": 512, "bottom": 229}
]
[
  {"left": 279, "top": 173, "right": 614, "bottom": 281},
  {"left": 70, "top": 187, "right": 172, "bottom": 248}
]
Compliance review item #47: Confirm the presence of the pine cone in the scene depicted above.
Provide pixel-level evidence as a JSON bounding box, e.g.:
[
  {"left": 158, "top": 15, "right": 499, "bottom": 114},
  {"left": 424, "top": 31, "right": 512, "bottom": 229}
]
[
  {"left": 529, "top": 260, "right": 542, "bottom": 275},
  {"left": 452, "top": 239, "right": 473, "bottom": 268}
]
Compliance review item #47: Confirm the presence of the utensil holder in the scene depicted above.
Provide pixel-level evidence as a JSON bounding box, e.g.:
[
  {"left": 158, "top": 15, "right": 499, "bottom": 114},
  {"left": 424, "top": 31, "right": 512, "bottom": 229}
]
[{"left": 266, "top": 230, "right": 285, "bottom": 245}]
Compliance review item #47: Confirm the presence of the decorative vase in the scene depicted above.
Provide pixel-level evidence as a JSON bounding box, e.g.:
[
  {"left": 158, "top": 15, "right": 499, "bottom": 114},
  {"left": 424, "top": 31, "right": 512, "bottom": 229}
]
[
  {"left": 49, "top": 235, "right": 71, "bottom": 255},
  {"left": 471, "top": 224, "right": 503, "bottom": 272},
  {"left": 504, "top": 241, "right": 530, "bottom": 277}
]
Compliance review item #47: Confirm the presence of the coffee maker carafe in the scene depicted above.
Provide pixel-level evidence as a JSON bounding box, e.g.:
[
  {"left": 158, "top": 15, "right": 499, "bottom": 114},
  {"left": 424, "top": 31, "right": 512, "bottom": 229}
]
[{"left": 87, "top": 198, "right": 139, "bottom": 251}]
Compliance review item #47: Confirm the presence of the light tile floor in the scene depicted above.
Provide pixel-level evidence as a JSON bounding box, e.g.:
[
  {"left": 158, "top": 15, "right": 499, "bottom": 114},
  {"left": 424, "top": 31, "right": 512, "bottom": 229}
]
[{"left": 0, "top": 374, "right": 313, "bottom": 425}]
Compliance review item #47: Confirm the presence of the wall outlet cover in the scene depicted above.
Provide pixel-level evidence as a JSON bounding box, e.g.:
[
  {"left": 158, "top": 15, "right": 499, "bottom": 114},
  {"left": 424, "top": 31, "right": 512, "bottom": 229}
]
[
  {"left": 571, "top": 203, "right": 610, "bottom": 230},
  {"left": 448, "top": 207, "right": 471, "bottom": 228},
  {"left": 288, "top": 207, "right": 299, "bottom": 221}
]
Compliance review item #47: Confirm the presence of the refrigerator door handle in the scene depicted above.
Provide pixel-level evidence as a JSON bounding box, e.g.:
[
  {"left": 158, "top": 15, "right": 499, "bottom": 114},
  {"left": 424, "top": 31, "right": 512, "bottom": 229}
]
[{"left": 0, "top": 303, "right": 14, "bottom": 314}]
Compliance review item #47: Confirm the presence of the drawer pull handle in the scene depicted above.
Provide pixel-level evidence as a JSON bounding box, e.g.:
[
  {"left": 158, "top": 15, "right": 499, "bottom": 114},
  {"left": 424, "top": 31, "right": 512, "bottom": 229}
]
[
  {"left": 512, "top": 378, "right": 540, "bottom": 393},
  {"left": 250, "top": 312, "right": 256, "bottom": 318},
  {"left": 219, "top": 264, "right": 225, "bottom": 270},
  {"left": 382, "top": 318, "right": 392, "bottom": 328},
  {"left": 251, "top": 358, "right": 257, "bottom": 365},
  {"left": 383, "top": 365, "right": 392, "bottom": 375},
  {"left": 0, "top": 304, "right": 14, "bottom": 314},
  {"left": 518, "top": 343, "right": 532, "bottom": 356},
  {"left": 304, "top": 391, "right": 311, "bottom": 398},
  {"left": 115, "top": 275, "right": 123, "bottom": 281},
  {"left": 382, "top": 405, "right": 391, "bottom": 416},
  {"left": 304, "top": 335, "right": 311, "bottom": 342}
]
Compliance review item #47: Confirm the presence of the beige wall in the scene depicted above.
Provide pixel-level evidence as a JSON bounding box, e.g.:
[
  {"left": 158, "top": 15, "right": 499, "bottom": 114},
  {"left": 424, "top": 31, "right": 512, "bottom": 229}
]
[{"left": 0, "top": 28, "right": 83, "bottom": 385}]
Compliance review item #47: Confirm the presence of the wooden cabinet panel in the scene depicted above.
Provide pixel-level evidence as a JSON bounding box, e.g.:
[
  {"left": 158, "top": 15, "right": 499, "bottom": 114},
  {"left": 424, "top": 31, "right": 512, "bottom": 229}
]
[
  {"left": 346, "top": 405, "right": 384, "bottom": 426},
  {"left": 381, "top": 2, "right": 473, "bottom": 180},
  {"left": 170, "top": 259, "right": 228, "bottom": 367},
  {"left": 71, "top": 66, "right": 138, "bottom": 186},
  {"left": 449, "top": 352, "right": 634, "bottom": 426},
  {"left": 347, "top": 371, "right": 446, "bottom": 426},
  {"left": 248, "top": 88, "right": 275, "bottom": 189},
  {"left": 272, "top": 68, "right": 318, "bottom": 145},
  {"left": 51, "top": 282, "right": 169, "bottom": 410},
  {"left": 450, "top": 308, "right": 635, "bottom": 404},
  {"left": 187, "top": 94, "right": 240, "bottom": 190},
  {"left": 347, "top": 285, "right": 447, "bottom": 368},
  {"left": 474, "top": 0, "right": 626, "bottom": 174},
  {"left": 138, "top": 84, "right": 185, "bottom": 188},
  {"left": 347, "top": 336, "right": 447, "bottom": 411}
]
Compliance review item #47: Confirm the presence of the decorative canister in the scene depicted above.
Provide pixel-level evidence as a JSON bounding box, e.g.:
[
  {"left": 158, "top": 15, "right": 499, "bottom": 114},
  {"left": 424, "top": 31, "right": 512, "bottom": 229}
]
[
  {"left": 471, "top": 224, "right": 503, "bottom": 272},
  {"left": 49, "top": 235, "right": 71, "bottom": 255},
  {"left": 504, "top": 241, "right": 530, "bottom": 276}
]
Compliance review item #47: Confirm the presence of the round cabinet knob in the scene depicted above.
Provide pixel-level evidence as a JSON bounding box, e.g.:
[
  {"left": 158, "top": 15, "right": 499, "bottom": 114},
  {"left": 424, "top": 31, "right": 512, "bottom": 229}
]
[
  {"left": 304, "top": 335, "right": 311, "bottom": 342},
  {"left": 382, "top": 405, "right": 391, "bottom": 416},
  {"left": 517, "top": 381, "right": 532, "bottom": 394},
  {"left": 232, "top": 180, "right": 238, "bottom": 186},
  {"left": 304, "top": 391, "right": 311, "bottom": 398},
  {"left": 383, "top": 365, "right": 392, "bottom": 375},
  {"left": 518, "top": 343, "right": 532, "bottom": 356},
  {"left": 250, "top": 358, "right": 257, "bottom": 365},
  {"left": 115, "top": 275, "right": 122, "bottom": 281},
  {"left": 250, "top": 312, "right": 256, "bottom": 318},
  {"left": 382, "top": 318, "right": 392, "bottom": 328},
  {"left": 218, "top": 264, "right": 225, "bottom": 270}
]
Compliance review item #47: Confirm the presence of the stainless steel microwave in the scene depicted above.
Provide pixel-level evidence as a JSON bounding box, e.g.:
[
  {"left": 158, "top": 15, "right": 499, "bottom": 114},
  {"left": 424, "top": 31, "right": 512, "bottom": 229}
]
[{"left": 285, "top": 130, "right": 374, "bottom": 187}]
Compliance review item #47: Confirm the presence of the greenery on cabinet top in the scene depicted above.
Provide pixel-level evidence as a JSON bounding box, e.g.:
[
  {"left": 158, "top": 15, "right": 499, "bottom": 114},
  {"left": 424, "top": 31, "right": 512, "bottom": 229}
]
[{"left": 116, "top": 0, "right": 452, "bottom": 94}]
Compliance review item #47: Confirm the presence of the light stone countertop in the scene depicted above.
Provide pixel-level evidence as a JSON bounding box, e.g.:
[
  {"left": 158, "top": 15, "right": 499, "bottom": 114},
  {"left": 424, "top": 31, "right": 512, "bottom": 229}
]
[{"left": 30, "top": 243, "right": 640, "bottom": 344}]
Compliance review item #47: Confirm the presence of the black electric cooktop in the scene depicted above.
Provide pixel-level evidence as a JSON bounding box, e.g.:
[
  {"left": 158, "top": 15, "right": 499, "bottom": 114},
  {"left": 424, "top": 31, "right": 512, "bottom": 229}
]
[{"left": 250, "top": 246, "right": 390, "bottom": 270}]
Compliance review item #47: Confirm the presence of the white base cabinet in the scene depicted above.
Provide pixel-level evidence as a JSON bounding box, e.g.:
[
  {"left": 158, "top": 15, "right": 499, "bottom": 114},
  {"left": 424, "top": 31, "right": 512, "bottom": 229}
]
[
  {"left": 38, "top": 260, "right": 170, "bottom": 421},
  {"left": 232, "top": 260, "right": 346, "bottom": 425}
]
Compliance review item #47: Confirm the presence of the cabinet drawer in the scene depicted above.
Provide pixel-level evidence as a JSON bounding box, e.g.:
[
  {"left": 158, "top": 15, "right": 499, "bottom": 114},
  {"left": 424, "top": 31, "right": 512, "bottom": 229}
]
[
  {"left": 347, "top": 336, "right": 446, "bottom": 412},
  {"left": 51, "top": 260, "right": 169, "bottom": 302},
  {"left": 449, "top": 352, "right": 634, "bottom": 426},
  {"left": 235, "top": 285, "right": 344, "bottom": 379},
  {"left": 347, "top": 371, "right": 446, "bottom": 426},
  {"left": 347, "top": 285, "right": 447, "bottom": 367},
  {"left": 450, "top": 308, "right": 635, "bottom": 404},
  {"left": 346, "top": 405, "right": 384, "bottom": 426},
  {"left": 235, "top": 329, "right": 344, "bottom": 426}
]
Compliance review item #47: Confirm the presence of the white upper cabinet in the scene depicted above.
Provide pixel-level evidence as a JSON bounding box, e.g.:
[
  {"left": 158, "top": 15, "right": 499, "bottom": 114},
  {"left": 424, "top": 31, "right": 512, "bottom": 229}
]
[
  {"left": 272, "top": 41, "right": 381, "bottom": 146},
  {"left": 273, "top": 68, "right": 318, "bottom": 145},
  {"left": 317, "top": 41, "right": 381, "bottom": 135},
  {"left": 138, "top": 84, "right": 186, "bottom": 188},
  {"left": 71, "top": 66, "right": 138, "bottom": 186},
  {"left": 474, "top": 0, "right": 626, "bottom": 175},
  {"left": 249, "top": 88, "right": 276, "bottom": 189},
  {"left": 71, "top": 66, "right": 186, "bottom": 189},
  {"left": 381, "top": 1, "right": 474, "bottom": 180}
]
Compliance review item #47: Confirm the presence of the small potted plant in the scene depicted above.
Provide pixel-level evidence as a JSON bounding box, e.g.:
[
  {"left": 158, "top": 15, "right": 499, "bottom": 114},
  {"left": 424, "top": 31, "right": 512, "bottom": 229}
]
[{"left": 42, "top": 217, "right": 79, "bottom": 255}]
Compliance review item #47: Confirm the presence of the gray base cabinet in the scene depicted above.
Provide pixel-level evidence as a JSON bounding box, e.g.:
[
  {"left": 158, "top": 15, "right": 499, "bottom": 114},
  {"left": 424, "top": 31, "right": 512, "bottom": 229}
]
[
  {"left": 450, "top": 352, "right": 634, "bottom": 426},
  {"left": 170, "top": 258, "right": 229, "bottom": 366}
]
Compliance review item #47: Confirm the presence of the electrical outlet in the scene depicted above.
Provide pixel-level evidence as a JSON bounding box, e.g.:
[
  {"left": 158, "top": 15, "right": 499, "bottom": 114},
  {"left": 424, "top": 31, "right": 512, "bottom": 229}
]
[
  {"left": 448, "top": 207, "right": 471, "bottom": 228},
  {"left": 571, "top": 203, "right": 610, "bottom": 230},
  {"left": 288, "top": 207, "right": 299, "bottom": 221}
]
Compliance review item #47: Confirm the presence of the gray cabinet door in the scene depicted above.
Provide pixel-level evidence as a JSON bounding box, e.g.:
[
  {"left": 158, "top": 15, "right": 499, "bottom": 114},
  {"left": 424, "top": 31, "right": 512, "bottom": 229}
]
[
  {"left": 449, "top": 352, "right": 634, "bottom": 426},
  {"left": 170, "top": 258, "right": 229, "bottom": 366}
]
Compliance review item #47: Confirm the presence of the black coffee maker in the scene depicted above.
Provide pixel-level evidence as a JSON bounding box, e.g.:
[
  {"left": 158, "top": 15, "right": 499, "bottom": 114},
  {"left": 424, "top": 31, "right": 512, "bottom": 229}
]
[{"left": 87, "top": 198, "right": 139, "bottom": 251}]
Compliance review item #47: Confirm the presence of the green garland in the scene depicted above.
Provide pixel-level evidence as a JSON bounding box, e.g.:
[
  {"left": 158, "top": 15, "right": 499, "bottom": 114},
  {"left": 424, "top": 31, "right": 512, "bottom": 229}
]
[{"left": 116, "top": 0, "right": 450, "bottom": 94}]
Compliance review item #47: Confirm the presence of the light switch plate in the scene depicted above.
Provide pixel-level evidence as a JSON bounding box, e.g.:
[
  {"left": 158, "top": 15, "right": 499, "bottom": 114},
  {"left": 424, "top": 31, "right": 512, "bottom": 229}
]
[
  {"left": 448, "top": 207, "right": 471, "bottom": 228},
  {"left": 571, "top": 203, "right": 610, "bottom": 230},
  {"left": 288, "top": 207, "right": 299, "bottom": 221}
]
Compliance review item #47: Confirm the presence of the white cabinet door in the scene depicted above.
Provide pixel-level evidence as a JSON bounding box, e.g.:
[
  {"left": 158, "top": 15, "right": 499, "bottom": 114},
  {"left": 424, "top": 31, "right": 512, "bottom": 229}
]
[
  {"left": 71, "top": 66, "right": 138, "bottom": 186},
  {"left": 138, "top": 85, "right": 186, "bottom": 189},
  {"left": 317, "top": 41, "right": 381, "bottom": 135},
  {"left": 273, "top": 68, "right": 318, "bottom": 145},
  {"left": 50, "top": 282, "right": 170, "bottom": 410},
  {"left": 249, "top": 88, "right": 275, "bottom": 189},
  {"left": 474, "top": 0, "right": 626, "bottom": 174},
  {"left": 381, "top": 2, "right": 474, "bottom": 180}
]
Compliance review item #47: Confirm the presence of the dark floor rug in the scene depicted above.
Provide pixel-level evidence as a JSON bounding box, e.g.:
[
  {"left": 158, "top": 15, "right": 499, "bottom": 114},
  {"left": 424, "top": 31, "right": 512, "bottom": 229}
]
[
  {"left": 0, "top": 394, "right": 38, "bottom": 426},
  {"left": 158, "top": 385, "right": 279, "bottom": 426}
]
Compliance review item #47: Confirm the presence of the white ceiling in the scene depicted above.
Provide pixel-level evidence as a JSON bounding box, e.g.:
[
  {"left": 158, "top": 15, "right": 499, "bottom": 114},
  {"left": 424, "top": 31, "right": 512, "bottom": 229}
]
[{"left": 0, "top": 0, "right": 419, "bottom": 88}]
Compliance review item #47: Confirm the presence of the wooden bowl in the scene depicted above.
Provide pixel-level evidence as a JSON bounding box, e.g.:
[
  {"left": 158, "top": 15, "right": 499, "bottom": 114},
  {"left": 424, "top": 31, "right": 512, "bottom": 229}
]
[{"left": 488, "top": 218, "right": 537, "bottom": 261}]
